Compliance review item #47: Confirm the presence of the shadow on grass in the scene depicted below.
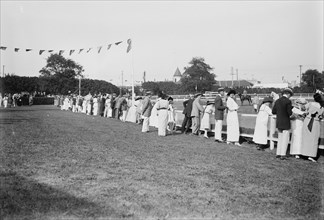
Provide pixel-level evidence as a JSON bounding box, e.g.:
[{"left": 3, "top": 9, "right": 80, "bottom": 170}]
[{"left": 0, "top": 171, "right": 116, "bottom": 219}]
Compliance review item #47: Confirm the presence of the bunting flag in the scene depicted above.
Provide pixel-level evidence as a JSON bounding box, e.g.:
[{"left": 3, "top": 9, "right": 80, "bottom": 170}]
[
  {"left": 126, "top": 39, "right": 132, "bottom": 53},
  {"left": 97, "top": 46, "right": 102, "bottom": 53},
  {"left": 0, "top": 38, "right": 130, "bottom": 55}
]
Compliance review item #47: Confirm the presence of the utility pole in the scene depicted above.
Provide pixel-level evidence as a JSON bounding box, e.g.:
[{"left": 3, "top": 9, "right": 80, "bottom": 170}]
[
  {"left": 299, "top": 65, "right": 302, "bottom": 86},
  {"left": 231, "top": 66, "right": 234, "bottom": 87},
  {"left": 236, "top": 69, "right": 240, "bottom": 87}
]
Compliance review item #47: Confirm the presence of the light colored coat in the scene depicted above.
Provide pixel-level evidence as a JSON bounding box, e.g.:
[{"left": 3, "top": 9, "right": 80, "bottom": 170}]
[{"left": 191, "top": 98, "right": 204, "bottom": 117}]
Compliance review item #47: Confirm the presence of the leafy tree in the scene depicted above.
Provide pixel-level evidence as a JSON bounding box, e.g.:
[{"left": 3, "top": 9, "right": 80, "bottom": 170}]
[
  {"left": 39, "top": 54, "right": 84, "bottom": 78},
  {"left": 180, "top": 57, "right": 216, "bottom": 93},
  {"left": 301, "top": 69, "right": 324, "bottom": 90}
]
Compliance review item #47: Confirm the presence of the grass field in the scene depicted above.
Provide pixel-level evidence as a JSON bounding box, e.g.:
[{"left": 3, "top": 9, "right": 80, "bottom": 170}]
[{"left": 1, "top": 105, "right": 323, "bottom": 219}]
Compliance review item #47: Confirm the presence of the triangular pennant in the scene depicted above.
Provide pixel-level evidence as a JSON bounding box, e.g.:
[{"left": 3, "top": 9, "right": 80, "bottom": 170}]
[
  {"left": 79, "top": 49, "right": 84, "bottom": 54},
  {"left": 59, "top": 50, "right": 64, "bottom": 55},
  {"left": 87, "top": 48, "right": 92, "bottom": 53},
  {"left": 48, "top": 50, "right": 54, "bottom": 53},
  {"left": 39, "top": 50, "right": 45, "bottom": 55},
  {"left": 69, "top": 49, "right": 75, "bottom": 56},
  {"left": 107, "top": 44, "right": 112, "bottom": 50},
  {"left": 115, "top": 41, "right": 122, "bottom": 45},
  {"left": 14, "top": 48, "right": 20, "bottom": 52},
  {"left": 97, "top": 46, "right": 102, "bottom": 53},
  {"left": 26, "top": 49, "right": 32, "bottom": 52},
  {"left": 0, "top": 46, "right": 7, "bottom": 50},
  {"left": 126, "top": 39, "right": 132, "bottom": 53}
]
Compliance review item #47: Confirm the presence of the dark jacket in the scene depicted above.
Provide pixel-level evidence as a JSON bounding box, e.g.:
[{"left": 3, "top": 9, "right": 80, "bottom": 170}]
[
  {"left": 182, "top": 99, "right": 194, "bottom": 117},
  {"left": 214, "top": 94, "right": 227, "bottom": 120},
  {"left": 272, "top": 96, "right": 293, "bottom": 130}
]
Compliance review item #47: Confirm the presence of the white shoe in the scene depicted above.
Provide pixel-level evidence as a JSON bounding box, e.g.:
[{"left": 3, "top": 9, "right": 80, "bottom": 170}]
[
  {"left": 235, "top": 143, "right": 241, "bottom": 146},
  {"left": 295, "top": 155, "right": 300, "bottom": 159},
  {"left": 308, "top": 157, "right": 317, "bottom": 163}
]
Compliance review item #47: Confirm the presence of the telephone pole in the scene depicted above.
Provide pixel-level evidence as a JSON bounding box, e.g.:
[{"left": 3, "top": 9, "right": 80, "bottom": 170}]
[
  {"left": 231, "top": 66, "right": 234, "bottom": 87},
  {"left": 299, "top": 65, "right": 302, "bottom": 86}
]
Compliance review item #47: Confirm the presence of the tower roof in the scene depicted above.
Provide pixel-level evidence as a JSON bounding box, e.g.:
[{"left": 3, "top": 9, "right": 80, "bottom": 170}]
[{"left": 173, "top": 67, "right": 182, "bottom": 77}]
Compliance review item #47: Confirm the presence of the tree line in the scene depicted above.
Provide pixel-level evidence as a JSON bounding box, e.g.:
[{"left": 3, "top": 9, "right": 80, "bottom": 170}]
[{"left": 0, "top": 54, "right": 322, "bottom": 96}]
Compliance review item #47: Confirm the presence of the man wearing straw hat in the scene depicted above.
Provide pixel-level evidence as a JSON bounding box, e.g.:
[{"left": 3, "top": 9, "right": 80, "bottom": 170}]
[{"left": 272, "top": 88, "right": 293, "bottom": 160}]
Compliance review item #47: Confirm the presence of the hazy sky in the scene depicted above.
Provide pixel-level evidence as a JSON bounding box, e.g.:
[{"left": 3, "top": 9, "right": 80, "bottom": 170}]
[{"left": 1, "top": 1, "right": 323, "bottom": 86}]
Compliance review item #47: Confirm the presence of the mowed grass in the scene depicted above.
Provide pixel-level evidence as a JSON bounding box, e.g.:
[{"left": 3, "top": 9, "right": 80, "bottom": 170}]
[{"left": 0, "top": 106, "right": 323, "bottom": 220}]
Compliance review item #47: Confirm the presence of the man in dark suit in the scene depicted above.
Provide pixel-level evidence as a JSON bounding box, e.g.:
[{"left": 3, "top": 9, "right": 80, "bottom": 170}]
[
  {"left": 214, "top": 88, "right": 227, "bottom": 143},
  {"left": 181, "top": 93, "right": 194, "bottom": 134},
  {"left": 272, "top": 88, "right": 293, "bottom": 160}
]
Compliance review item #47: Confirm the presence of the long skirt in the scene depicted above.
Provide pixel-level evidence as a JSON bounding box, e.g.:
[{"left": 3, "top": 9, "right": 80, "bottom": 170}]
[
  {"left": 301, "top": 118, "right": 320, "bottom": 157},
  {"left": 290, "top": 119, "right": 303, "bottom": 155},
  {"left": 157, "top": 109, "right": 169, "bottom": 136},
  {"left": 226, "top": 111, "right": 240, "bottom": 142},
  {"left": 125, "top": 106, "right": 137, "bottom": 123}
]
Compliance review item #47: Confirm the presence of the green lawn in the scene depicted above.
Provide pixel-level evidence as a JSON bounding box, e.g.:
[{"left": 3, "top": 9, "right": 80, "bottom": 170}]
[{"left": 0, "top": 105, "right": 323, "bottom": 219}]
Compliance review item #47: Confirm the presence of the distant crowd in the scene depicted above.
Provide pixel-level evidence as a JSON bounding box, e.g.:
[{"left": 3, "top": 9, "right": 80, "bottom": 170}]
[
  {"left": 55, "top": 88, "right": 323, "bottom": 163},
  {"left": 0, "top": 93, "right": 33, "bottom": 108}
]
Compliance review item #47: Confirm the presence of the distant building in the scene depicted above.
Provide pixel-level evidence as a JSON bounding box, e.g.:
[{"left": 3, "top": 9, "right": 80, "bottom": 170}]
[
  {"left": 216, "top": 80, "right": 254, "bottom": 88},
  {"left": 252, "top": 83, "right": 289, "bottom": 89},
  {"left": 173, "top": 67, "right": 182, "bottom": 83}
]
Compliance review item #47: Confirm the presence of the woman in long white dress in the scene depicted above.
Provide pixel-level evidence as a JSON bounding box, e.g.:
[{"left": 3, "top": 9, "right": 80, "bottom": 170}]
[
  {"left": 93, "top": 96, "right": 98, "bottom": 116},
  {"left": 155, "top": 95, "right": 169, "bottom": 136},
  {"left": 226, "top": 89, "right": 240, "bottom": 146},
  {"left": 290, "top": 98, "right": 307, "bottom": 157},
  {"left": 200, "top": 101, "right": 215, "bottom": 138},
  {"left": 252, "top": 96, "right": 273, "bottom": 150},
  {"left": 125, "top": 97, "right": 137, "bottom": 123},
  {"left": 300, "top": 93, "right": 324, "bottom": 162}
]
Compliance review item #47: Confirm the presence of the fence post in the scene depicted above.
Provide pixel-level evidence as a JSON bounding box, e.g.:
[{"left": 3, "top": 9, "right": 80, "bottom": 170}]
[{"left": 269, "top": 116, "right": 276, "bottom": 150}]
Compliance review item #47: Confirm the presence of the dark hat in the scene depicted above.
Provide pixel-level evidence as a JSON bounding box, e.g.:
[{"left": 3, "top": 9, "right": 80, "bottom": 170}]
[
  {"left": 195, "top": 93, "right": 204, "bottom": 98},
  {"left": 218, "top": 87, "right": 225, "bottom": 92},
  {"left": 262, "top": 96, "right": 273, "bottom": 104},
  {"left": 135, "top": 96, "right": 142, "bottom": 101},
  {"left": 282, "top": 88, "right": 293, "bottom": 96},
  {"left": 314, "top": 93, "right": 323, "bottom": 103},
  {"left": 227, "top": 89, "right": 236, "bottom": 96},
  {"left": 207, "top": 100, "right": 215, "bottom": 105}
]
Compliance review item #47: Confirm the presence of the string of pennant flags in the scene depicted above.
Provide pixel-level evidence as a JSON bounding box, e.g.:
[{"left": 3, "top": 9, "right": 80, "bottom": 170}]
[{"left": 0, "top": 38, "right": 132, "bottom": 55}]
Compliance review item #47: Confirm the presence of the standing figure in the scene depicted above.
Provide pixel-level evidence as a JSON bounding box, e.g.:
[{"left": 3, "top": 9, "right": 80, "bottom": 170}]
[
  {"left": 120, "top": 95, "right": 129, "bottom": 122},
  {"left": 272, "top": 88, "right": 293, "bottom": 160},
  {"left": 141, "top": 91, "right": 153, "bottom": 133},
  {"left": 155, "top": 93, "right": 169, "bottom": 136},
  {"left": 181, "top": 93, "right": 194, "bottom": 134},
  {"left": 200, "top": 100, "right": 215, "bottom": 138},
  {"left": 252, "top": 94, "right": 259, "bottom": 113},
  {"left": 300, "top": 93, "right": 324, "bottom": 162},
  {"left": 93, "top": 95, "right": 99, "bottom": 116},
  {"left": 190, "top": 93, "right": 204, "bottom": 136},
  {"left": 226, "top": 89, "right": 241, "bottom": 146},
  {"left": 104, "top": 94, "right": 112, "bottom": 117},
  {"left": 114, "top": 95, "right": 122, "bottom": 120},
  {"left": 214, "top": 88, "right": 226, "bottom": 143},
  {"left": 290, "top": 98, "right": 307, "bottom": 158},
  {"left": 167, "top": 96, "right": 176, "bottom": 134},
  {"left": 252, "top": 96, "right": 273, "bottom": 150}
]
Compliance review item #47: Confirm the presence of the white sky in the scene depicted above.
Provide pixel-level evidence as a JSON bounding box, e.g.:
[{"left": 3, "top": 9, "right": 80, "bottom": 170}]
[{"left": 1, "top": 1, "right": 323, "bottom": 86}]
